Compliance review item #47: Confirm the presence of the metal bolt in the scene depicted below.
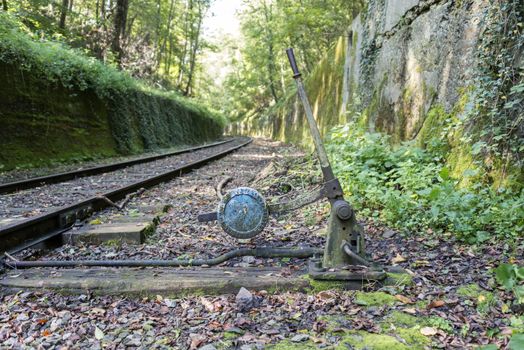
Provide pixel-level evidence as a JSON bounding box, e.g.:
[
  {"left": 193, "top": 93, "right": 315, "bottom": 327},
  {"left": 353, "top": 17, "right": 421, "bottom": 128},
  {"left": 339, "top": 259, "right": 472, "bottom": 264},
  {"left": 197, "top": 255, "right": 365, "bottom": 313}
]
[{"left": 333, "top": 200, "right": 352, "bottom": 220}]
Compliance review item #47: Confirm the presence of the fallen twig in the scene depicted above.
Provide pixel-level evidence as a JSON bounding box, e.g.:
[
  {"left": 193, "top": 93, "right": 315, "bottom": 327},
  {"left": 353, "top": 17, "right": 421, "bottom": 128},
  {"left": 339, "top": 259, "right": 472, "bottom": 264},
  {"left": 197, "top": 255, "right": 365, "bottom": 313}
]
[{"left": 97, "top": 188, "right": 145, "bottom": 211}]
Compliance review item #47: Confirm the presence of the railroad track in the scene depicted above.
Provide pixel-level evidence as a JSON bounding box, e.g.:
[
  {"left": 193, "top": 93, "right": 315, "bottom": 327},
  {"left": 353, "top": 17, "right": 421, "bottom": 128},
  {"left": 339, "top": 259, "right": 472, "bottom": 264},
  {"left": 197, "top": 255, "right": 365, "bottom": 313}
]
[{"left": 0, "top": 137, "right": 252, "bottom": 256}]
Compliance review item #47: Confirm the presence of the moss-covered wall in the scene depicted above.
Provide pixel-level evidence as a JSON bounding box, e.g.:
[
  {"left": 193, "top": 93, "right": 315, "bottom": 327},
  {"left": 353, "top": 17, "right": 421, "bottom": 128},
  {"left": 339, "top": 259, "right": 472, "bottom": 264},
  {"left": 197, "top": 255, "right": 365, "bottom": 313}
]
[
  {"left": 0, "top": 62, "right": 118, "bottom": 169},
  {"left": 0, "top": 61, "right": 223, "bottom": 171},
  {"left": 236, "top": 0, "right": 521, "bottom": 183}
]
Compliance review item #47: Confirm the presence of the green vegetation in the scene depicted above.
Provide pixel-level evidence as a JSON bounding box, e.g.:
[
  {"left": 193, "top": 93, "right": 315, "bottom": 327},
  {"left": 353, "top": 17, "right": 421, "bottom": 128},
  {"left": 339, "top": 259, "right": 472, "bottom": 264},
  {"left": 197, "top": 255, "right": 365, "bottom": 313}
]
[
  {"left": 471, "top": 0, "right": 524, "bottom": 176},
  {"left": 268, "top": 340, "right": 318, "bottom": 350},
  {"left": 353, "top": 291, "right": 397, "bottom": 307},
  {"left": 495, "top": 264, "right": 524, "bottom": 305},
  {"left": 386, "top": 273, "right": 413, "bottom": 287},
  {"left": 241, "top": 36, "right": 349, "bottom": 148},
  {"left": 380, "top": 311, "right": 420, "bottom": 329},
  {"left": 457, "top": 283, "right": 496, "bottom": 313},
  {"left": 0, "top": 12, "right": 223, "bottom": 170},
  {"left": 220, "top": 0, "right": 363, "bottom": 122},
  {"left": 303, "top": 275, "right": 347, "bottom": 293},
  {"left": 326, "top": 123, "right": 524, "bottom": 244},
  {"left": 337, "top": 331, "right": 420, "bottom": 350},
  {"left": 3, "top": 0, "right": 212, "bottom": 96}
]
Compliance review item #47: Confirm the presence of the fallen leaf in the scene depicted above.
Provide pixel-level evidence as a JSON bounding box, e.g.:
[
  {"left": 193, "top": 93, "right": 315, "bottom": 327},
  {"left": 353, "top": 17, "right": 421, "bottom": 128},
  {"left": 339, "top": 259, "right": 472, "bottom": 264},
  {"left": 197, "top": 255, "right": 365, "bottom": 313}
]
[
  {"left": 392, "top": 254, "right": 406, "bottom": 264},
  {"left": 200, "top": 297, "right": 215, "bottom": 312},
  {"left": 164, "top": 298, "right": 176, "bottom": 308},
  {"left": 90, "top": 307, "right": 106, "bottom": 315},
  {"left": 317, "top": 290, "right": 336, "bottom": 300},
  {"left": 189, "top": 333, "right": 206, "bottom": 349},
  {"left": 395, "top": 295, "right": 413, "bottom": 304},
  {"left": 502, "top": 303, "right": 510, "bottom": 313},
  {"left": 94, "top": 326, "right": 104, "bottom": 340},
  {"left": 42, "top": 329, "right": 51, "bottom": 337},
  {"left": 208, "top": 321, "right": 223, "bottom": 330},
  {"left": 420, "top": 327, "right": 438, "bottom": 336},
  {"left": 403, "top": 308, "right": 417, "bottom": 314},
  {"left": 427, "top": 300, "right": 445, "bottom": 309}
]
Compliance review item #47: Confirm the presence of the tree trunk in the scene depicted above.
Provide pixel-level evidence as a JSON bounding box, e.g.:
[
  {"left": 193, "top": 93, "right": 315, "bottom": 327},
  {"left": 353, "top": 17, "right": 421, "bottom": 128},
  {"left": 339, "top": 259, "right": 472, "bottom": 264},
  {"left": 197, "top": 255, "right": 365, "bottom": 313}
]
[
  {"left": 183, "top": 0, "right": 205, "bottom": 96},
  {"left": 2, "top": 0, "right": 7, "bottom": 11},
  {"left": 183, "top": 15, "right": 201, "bottom": 95},
  {"left": 96, "top": 0, "right": 99, "bottom": 22},
  {"left": 177, "top": 0, "right": 193, "bottom": 87},
  {"left": 262, "top": 1, "right": 279, "bottom": 104},
  {"left": 159, "top": 0, "right": 176, "bottom": 70},
  {"left": 166, "top": 35, "right": 174, "bottom": 75},
  {"left": 100, "top": 0, "right": 105, "bottom": 20},
  {"left": 59, "top": 0, "right": 69, "bottom": 29},
  {"left": 154, "top": 0, "right": 162, "bottom": 68},
  {"left": 112, "top": 0, "right": 129, "bottom": 68}
]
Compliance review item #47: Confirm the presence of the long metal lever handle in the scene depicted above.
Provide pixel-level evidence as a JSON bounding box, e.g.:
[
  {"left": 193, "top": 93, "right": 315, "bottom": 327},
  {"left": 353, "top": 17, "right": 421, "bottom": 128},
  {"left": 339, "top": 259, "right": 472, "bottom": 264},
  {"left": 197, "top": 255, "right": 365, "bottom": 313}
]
[
  {"left": 286, "top": 47, "right": 335, "bottom": 182},
  {"left": 286, "top": 48, "right": 302, "bottom": 78}
]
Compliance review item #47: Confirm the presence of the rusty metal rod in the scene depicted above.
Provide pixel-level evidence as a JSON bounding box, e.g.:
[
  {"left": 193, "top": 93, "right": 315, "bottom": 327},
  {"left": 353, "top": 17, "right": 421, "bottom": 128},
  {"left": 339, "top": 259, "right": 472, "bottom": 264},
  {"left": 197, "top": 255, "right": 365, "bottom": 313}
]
[
  {"left": 5, "top": 247, "right": 323, "bottom": 269},
  {"left": 286, "top": 48, "right": 333, "bottom": 180},
  {"left": 342, "top": 243, "right": 370, "bottom": 267},
  {"left": 0, "top": 139, "right": 234, "bottom": 195}
]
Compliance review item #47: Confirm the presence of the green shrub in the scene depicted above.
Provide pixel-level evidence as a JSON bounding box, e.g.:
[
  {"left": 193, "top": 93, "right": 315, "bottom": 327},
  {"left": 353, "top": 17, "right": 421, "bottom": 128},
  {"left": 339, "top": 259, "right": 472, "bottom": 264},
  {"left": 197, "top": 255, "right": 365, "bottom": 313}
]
[
  {"left": 326, "top": 123, "right": 524, "bottom": 244},
  {"left": 495, "top": 263, "right": 524, "bottom": 305}
]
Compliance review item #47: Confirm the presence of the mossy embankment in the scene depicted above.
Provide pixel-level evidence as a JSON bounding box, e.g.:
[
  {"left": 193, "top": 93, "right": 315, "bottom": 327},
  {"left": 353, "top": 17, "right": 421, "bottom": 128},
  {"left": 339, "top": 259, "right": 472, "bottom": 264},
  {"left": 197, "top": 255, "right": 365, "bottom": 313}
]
[{"left": 0, "top": 14, "right": 224, "bottom": 171}]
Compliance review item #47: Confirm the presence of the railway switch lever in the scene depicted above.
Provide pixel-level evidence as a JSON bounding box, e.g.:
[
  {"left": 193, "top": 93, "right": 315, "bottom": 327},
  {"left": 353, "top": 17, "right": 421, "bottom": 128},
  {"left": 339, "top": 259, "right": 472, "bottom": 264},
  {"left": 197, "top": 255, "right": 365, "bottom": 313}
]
[{"left": 198, "top": 48, "right": 386, "bottom": 283}]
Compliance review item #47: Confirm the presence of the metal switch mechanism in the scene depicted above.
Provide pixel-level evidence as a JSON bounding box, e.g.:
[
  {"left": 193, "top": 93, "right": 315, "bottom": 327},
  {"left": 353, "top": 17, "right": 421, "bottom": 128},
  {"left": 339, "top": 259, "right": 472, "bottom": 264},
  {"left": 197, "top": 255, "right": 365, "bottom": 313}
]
[{"left": 198, "top": 48, "right": 386, "bottom": 283}]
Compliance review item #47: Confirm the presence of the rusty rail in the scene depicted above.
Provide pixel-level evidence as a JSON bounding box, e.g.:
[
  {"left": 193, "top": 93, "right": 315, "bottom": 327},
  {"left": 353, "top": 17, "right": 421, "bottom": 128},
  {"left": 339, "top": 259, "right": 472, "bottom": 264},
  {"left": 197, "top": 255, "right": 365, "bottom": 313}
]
[{"left": 0, "top": 138, "right": 252, "bottom": 255}]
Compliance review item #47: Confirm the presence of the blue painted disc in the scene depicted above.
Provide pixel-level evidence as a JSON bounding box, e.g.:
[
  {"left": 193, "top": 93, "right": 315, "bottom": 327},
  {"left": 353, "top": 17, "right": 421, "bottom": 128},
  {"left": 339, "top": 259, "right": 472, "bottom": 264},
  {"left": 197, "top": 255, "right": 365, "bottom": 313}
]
[{"left": 218, "top": 187, "right": 269, "bottom": 239}]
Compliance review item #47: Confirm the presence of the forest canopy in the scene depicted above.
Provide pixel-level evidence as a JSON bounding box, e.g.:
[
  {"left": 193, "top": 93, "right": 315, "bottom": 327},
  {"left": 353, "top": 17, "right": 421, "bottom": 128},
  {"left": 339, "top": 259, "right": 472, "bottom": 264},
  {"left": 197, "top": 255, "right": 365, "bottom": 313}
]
[
  {"left": 2, "top": 0, "right": 212, "bottom": 96},
  {"left": 0, "top": 0, "right": 363, "bottom": 115}
]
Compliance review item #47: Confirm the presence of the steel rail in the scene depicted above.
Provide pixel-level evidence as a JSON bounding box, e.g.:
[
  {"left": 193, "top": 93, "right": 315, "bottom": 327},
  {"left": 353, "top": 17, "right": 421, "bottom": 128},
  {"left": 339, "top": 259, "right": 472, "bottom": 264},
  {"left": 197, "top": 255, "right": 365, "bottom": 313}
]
[
  {"left": 0, "top": 139, "right": 234, "bottom": 195},
  {"left": 0, "top": 138, "right": 253, "bottom": 255}
]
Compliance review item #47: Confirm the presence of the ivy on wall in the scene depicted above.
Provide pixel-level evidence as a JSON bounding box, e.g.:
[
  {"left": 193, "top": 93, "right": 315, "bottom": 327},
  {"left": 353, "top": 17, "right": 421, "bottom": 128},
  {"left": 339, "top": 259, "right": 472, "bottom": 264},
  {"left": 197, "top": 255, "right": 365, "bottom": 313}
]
[{"left": 471, "top": 0, "right": 524, "bottom": 178}]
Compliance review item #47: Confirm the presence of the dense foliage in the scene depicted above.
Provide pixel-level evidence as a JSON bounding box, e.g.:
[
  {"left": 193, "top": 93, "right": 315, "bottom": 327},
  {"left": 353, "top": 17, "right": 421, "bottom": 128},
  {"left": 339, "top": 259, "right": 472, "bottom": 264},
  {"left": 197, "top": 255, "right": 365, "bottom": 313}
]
[
  {"left": 217, "top": 0, "right": 363, "bottom": 121},
  {"left": 0, "top": 12, "right": 222, "bottom": 118},
  {"left": 470, "top": 0, "right": 524, "bottom": 174},
  {"left": 327, "top": 124, "right": 524, "bottom": 245},
  {"left": 2, "top": 0, "right": 211, "bottom": 96},
  {"left": 496, "top": 263, "right": 524, "bottom": 305}
]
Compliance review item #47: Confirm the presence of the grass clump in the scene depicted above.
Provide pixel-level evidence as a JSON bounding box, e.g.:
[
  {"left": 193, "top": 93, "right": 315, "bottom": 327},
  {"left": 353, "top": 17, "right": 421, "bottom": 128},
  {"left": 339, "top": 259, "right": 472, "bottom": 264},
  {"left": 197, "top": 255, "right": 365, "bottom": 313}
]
[
  {"left": 304, "top": 276, "right": 348, "bottom": 293},
  {"left": 386, "top": 273, "right": 414, "bottom": 287},
  {"left": 268, "top": 340, "right": 318, "bottom": 350},
  {"left": 457, "top": 283, "right": 486, "bottom": 298},
  {"left": 318, "top": 310, "right": 432, "bottom": 349},
  {"left": 380, "top": 311, "right": 420, "bottom": 329}
]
